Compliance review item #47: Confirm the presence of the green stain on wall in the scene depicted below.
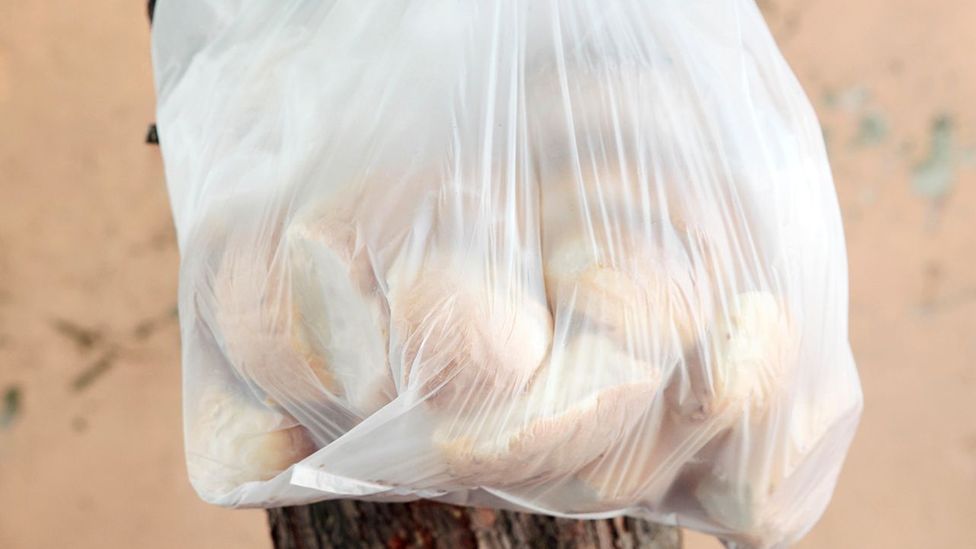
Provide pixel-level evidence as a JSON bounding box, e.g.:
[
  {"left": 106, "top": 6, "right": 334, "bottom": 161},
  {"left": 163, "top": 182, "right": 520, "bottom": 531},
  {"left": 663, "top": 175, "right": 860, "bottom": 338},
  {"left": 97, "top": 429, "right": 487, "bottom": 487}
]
[
  {"left": 853, "top": 112, "right": 888, "bottom": 146},
  {"left": 912, "top": 116, "right": 955, "bottom": 201},
  {"left": 1, "top": 385, "right": 21, "bottom": 428}
]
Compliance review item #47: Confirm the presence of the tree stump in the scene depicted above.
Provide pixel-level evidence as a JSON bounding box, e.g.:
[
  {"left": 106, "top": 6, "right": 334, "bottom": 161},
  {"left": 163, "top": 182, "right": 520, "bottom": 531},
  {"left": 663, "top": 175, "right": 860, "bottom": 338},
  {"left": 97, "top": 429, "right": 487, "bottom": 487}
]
[{"left": 267, "top": 500, "right": 682, "bottom": 549}]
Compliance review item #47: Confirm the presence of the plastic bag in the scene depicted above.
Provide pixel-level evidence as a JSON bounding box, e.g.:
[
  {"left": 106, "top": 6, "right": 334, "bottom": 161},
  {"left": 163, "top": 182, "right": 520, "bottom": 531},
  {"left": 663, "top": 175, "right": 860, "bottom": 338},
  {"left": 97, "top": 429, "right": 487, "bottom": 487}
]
[{"left": 151, "top": 0, "right": 862, "bottom": 546}]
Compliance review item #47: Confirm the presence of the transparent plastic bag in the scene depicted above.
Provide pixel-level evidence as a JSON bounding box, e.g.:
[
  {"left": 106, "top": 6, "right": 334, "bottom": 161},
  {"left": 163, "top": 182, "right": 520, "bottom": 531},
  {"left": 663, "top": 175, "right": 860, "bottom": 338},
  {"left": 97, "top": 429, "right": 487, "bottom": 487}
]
[{"left": 151, "top": 0, "right": 862, "bottom": 546}]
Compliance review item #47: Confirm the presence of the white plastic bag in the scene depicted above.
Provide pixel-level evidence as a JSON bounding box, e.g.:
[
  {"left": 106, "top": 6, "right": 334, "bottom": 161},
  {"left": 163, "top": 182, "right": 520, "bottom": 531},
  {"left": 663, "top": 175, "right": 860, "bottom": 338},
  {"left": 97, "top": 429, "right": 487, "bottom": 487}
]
[{"left": 151, "top": 0, "right": 862, "bottom": 546}]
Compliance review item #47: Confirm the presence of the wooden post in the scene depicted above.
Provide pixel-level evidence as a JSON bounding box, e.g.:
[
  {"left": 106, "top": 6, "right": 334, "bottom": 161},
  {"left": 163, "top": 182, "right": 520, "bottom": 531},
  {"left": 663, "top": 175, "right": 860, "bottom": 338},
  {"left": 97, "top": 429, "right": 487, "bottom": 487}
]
[{"left": 267, "top": 499, "right": 682, "bottom": 549}]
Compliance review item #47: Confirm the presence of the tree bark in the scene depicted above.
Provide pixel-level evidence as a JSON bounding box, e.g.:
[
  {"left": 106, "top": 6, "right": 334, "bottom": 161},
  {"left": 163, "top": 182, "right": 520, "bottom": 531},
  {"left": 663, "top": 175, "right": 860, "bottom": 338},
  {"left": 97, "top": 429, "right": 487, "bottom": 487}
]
[{"left": 267, "top": 500, "right": 682, "bottom": 549}]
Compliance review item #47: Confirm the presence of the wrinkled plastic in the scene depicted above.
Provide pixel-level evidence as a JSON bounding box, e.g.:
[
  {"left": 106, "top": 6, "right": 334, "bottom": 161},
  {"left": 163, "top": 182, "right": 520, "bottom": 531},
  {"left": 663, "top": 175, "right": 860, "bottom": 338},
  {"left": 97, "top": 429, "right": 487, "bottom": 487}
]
[{"left": 151, "top": 0, "right": 862, "bottom": 546}]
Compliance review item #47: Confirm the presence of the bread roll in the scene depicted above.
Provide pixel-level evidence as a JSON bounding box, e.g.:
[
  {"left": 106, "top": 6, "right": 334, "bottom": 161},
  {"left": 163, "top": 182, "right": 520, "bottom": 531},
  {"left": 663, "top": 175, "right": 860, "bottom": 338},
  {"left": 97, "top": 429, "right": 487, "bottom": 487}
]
[
  {"left": 390, "top": 259, "right": 552, "bottom": 408},
  {"left": 577, "top": 291, "right": 792, "bottom": 508},
  {"left": 433, "top": 332, "right": 660, "bottom": 487},
  {"left": 699, "top": 291, "right": 793, "bottom": 417},
  {"left": 213, "top": 211, "right": 395, "bottom": 417},
  {"left": 692, "top": 404, "right": 856, "bottom": 541},
  {"left": 540, "top": 164, "right": 719, "bottom": 361},
  {"left": 694, "top": 329, "right": 859, "bottom": 536},
  {"left": 543, "top": 227, "right": 703, "bottom": 354},
  {"left": 186, "top": 383, "right": 316, "bottom": 502},
  {"left": 287, "top": 216, "right": 396, "bottom": 415}
]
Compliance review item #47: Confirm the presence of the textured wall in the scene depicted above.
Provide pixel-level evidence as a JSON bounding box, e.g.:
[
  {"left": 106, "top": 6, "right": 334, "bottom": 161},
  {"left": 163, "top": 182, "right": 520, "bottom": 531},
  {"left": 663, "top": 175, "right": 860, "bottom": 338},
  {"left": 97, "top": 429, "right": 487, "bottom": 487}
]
[{"left": 0, "top": 1, "right": 972, "bottom": 548}]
